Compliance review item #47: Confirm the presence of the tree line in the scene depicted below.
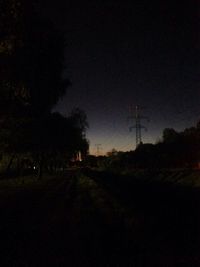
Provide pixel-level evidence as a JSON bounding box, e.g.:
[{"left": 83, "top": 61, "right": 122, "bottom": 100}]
[
  {"left": 86, "top": 123, "right": 200, "bottom": 171},
  {"left": 0, "top": 0, "right": 89, "bottom": 178}
]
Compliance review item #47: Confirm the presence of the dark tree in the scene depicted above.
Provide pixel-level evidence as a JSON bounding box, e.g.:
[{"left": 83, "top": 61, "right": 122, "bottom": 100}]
[
  {"left": 30, "top": 112, "right": 89, "bottom": 174},
  {"left": 0, "top": 0, "right": 70, "bottom": 175},
  {"left": 0, "top": 0, "right": 70, "bottom": 121},
  {"left": 162, "top": 128, "right": 179, "bottom": 144}
]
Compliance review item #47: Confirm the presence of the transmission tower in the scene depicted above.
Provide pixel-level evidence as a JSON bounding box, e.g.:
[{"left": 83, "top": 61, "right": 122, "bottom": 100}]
[
  {"left": 128, "top": 105, "right": 149, "bottom": 148},
  {"left": 95, "top": 144, "right": 102, "bottom": 156}
]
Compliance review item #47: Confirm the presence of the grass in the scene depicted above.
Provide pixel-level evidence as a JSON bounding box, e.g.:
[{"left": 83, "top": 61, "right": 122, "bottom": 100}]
[{"left": 0, "top": 168, "right": 199, "bottom": 266}]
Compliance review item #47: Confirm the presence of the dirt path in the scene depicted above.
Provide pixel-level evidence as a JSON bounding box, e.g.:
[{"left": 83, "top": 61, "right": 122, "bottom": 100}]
[
  {"left": 83, "top": 169, "right": 200, "bottom": 267},
  {"left": 0, "top": 170, "right": 199, "bottom": 266},
  {"left": 0, "top": 171, "right": 137, "bottom": 266}
]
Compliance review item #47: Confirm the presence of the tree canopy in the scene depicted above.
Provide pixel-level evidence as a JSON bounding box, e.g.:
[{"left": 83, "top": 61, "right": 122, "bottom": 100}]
[
  {"left": 101, "top": 121, "right": 200, "bottom": 171},
  {"left": 0, "top": 0, "right": 69, "bottom": 118},
  {"left": 0, "top": 0, "right": 89, "bottom": 176}
]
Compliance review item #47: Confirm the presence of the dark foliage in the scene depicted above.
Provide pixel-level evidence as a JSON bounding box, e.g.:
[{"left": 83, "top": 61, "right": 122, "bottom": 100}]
[
  {"left": 103, "top": 122, "right": 200, "bottom": 171},
  {"left": 0, "top": 0, "right": 69, "bottom": 118},
  {"left": 0, "top": 0, "right": 89, "bottom": 176}
]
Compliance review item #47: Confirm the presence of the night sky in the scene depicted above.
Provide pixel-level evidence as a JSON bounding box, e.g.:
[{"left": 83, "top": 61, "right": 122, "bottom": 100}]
[{"left": 40, "top": 1, "right": 199, "bottom": 154}]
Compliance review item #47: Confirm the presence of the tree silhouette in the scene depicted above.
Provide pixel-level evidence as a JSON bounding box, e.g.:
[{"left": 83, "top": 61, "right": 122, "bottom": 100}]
[
  {"left": 0, "top": 0, "right": 73, "bottom": 176},
  {"left": 0, "top": 0, "right": 69, "bottom": 118}
]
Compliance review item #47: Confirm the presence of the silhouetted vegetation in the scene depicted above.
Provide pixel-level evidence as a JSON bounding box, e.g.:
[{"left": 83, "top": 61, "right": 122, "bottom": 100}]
[
  {"left": 92, "top": 122, "right": 200, "bottom": 173},
  {"left": 0, "top": 0, "right": 89, "bottom": 178}
]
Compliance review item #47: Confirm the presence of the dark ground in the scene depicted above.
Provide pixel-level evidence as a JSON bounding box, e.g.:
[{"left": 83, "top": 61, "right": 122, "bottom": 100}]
[{"left": 0, "top": 169, "right": 199, "bottom": 266}]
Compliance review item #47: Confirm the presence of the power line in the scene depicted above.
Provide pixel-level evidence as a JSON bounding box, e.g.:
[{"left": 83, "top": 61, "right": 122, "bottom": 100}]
[{"left": 128, "top": 105, "right": 149, "bottom": 148}]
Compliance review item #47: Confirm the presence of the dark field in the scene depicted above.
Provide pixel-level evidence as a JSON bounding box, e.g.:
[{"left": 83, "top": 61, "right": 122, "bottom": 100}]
[{"left": 0, "top": 169, "right": 199, "bottom": 266}]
